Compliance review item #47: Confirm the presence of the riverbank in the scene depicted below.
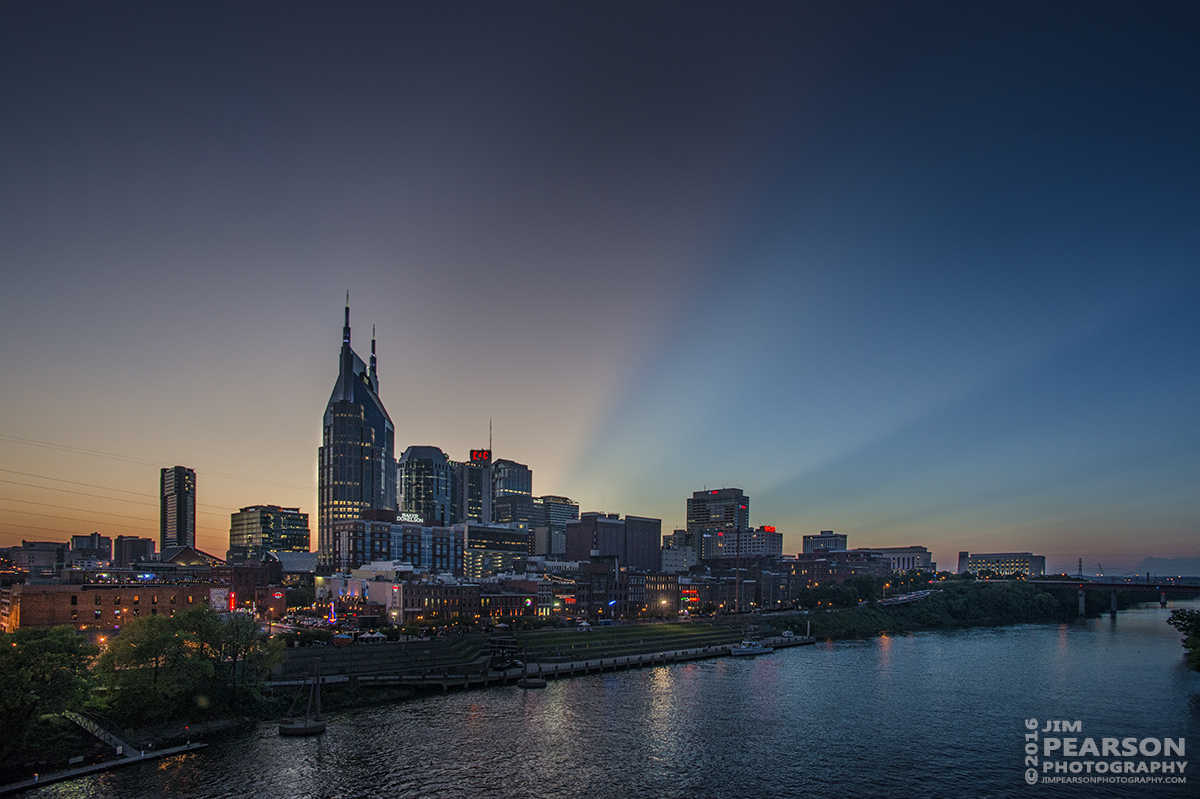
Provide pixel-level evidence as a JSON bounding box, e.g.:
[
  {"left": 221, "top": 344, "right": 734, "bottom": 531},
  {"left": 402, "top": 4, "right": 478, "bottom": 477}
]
[{"left": 762, "top": 580, "right": 1193, "bottom": 640}]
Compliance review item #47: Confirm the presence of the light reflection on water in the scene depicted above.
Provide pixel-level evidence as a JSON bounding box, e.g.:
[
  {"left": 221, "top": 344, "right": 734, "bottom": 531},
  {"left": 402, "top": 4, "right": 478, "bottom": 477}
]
[{"left": 28, "top": 603, "right": 1200, "bottom": 799}]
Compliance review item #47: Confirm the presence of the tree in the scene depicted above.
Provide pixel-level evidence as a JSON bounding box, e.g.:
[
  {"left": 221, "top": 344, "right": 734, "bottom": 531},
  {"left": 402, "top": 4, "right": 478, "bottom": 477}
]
[
  {"left": 0, "top": 627, "right": 96, "bottom": 760},
  {"left": 1167, "top": 608, "right": 1200, "bottom": 673},
  {"left": 93, "top": 607, "right": 284, "bottom": 725}
]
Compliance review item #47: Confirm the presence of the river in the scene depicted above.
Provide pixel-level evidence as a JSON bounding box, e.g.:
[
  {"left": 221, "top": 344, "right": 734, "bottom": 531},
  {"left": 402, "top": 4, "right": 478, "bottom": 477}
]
[{"left": 29, "top": 602, "right": 1200, "bottom": 798}]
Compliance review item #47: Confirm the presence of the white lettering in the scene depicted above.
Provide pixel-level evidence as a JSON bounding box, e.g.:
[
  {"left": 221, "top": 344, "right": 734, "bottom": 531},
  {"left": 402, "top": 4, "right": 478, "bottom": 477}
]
[
  {"left": 1165, "top": 739, "right": 1186, "bottom": 757},
  {"left": 1044, "top": 739, "right": 1061, "bottom": 755},
  {"left": 1062, "top": 738, "right": 1078, "bottom": 756},
  {"left": 1141, "top": 738, "right": 1162, "bottom": 757},
  {"left": 1122, "top": 738, "right": 1139, "bottom": 757},
  {"left": 1078, "top": 738, "right": 1099, "bottom": 757},
  {"left": 1102, "top": 738, "right": 1120, "bottom": 757}
]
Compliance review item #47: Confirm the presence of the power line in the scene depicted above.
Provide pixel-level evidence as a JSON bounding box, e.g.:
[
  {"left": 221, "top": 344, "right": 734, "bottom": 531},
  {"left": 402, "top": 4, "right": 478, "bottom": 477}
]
[
  {"left": 0, "top": 508, "right": 154, "bottom": 531},
  {"left": 0, "top": 496, "right": 155, "bottom": 523},
  {"left": 0, "top": 475, "right": 228, "bottom": 517},
  {"left": 0, "top": 468, "right": 156, "bottom": 498},
  {"left": 0, "top": 434, "right": 315, "bottom": 492}
]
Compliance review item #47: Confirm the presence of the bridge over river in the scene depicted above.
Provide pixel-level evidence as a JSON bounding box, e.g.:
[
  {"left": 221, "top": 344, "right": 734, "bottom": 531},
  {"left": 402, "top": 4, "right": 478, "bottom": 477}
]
[{"left": 1024, "top": 579, "right": 1200, "bottom": 616}]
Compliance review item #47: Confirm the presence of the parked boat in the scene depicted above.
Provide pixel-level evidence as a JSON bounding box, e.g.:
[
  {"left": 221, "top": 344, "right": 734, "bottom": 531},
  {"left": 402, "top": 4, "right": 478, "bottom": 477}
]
[
  {"left": 730, "top": 639, "right": 774, "bottom": 657},
  {"left": 279, "top": 659, "right": 327, "bottom": 736}
]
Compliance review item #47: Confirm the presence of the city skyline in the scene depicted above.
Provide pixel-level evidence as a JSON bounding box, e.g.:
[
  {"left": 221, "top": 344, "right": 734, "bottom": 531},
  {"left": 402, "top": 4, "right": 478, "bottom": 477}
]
[{"left": 2, "top": 3, "right": 1198, "bottom": 574}]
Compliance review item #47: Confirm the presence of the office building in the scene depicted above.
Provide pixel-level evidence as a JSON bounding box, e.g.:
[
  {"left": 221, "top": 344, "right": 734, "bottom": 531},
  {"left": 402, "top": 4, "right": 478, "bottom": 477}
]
[
  {"left": 494, "top": 493, "right": 541, "bottom": 530},
  {"left": 228, "top": 505, "right": 310, "bottom": 564},
  {"left": 318, "top": 300, "right": 396, "bottom": 568},
  {"left": 565, "top": 512, "right": 661, "bottom": 572},
  {"left": 397, "top": 446, "right": 455, "bottom": 526},
  {"left": 453, "top": 449, "right": 493, "bottom": 523},
  {"left": 661, "top": 529, "right": 699, "bottom": 574},
  {"left": 160, "top": 466, "right": 196, "bottom": 550},
  {"left": 69, "top": 533, "right": 113, "bottom": 563},
  {"left": 853, "top": 546, "right": 936, "bottom": 572},
  {"left": 460, "top": 521, "right": 531, "bottom": 579},
  {"left": 492, "top": 458, "right": 532, "bottom": 503},
  {"left": 957, "top": 551, "right": 1046, "bottom": 577},
  {"left": 802, "top": 530, "right": 848, "bottom": 554},
  {"left": 113, "top": 536, "right": 156, "bottom": 568},
  {"left": 539, "top": 495, "right": 579, "bottom": 556},
  {"left": 705, "top": 525, "right": 784, "bottom": 559},
  {"left": 686, "top": 488, "right": 749, "bottom": 559}
]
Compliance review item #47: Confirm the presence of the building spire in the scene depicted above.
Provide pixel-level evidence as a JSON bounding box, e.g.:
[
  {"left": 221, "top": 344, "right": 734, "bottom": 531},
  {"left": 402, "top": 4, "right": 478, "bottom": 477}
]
[
  {"left": 370, "top": 324, "right": 377, "bottom": 378},
  {"left": 343, "top": 291, "right": 351, "bottom": 345}
]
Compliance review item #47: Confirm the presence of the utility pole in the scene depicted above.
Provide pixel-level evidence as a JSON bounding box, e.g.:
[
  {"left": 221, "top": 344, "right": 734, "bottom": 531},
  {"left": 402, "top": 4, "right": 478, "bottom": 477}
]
[{"left": 734, "top": 524, "right": 741, "bottom": 614}]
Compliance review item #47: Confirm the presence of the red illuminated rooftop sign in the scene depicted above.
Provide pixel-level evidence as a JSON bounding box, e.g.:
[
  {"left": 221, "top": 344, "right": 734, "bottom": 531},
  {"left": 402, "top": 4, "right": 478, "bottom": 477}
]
[
  {"left": 763, "top": 526, "right": 776, "bottom": 533},
  {"left": 470, "top": 449, "right": 492, "bottom": 464}
]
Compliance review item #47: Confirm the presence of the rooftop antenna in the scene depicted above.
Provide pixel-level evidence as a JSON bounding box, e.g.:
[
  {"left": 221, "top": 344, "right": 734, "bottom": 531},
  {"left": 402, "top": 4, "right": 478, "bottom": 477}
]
[{"left": 489, "top": 418, "right": 492, "bottom": 452}]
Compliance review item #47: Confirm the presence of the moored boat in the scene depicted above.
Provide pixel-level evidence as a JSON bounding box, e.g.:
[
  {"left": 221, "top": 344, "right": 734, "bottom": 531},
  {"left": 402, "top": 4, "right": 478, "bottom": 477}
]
[
  {"left": 280, "top": 659, "right": 327, "bottom": 736},
  {"left": 730, "top": 639, "right": 774, "bottom": 657}
]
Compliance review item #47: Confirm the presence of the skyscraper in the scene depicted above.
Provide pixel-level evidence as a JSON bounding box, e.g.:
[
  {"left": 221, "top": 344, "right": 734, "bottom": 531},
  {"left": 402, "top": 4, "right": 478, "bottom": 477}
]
[
  {"left": 452, "top": 449, "right": 493, "bottom": 523},
  {"left": 686, "top": 488, "right": 749, "bottom": 559},
  {"left": 397, "top": 445, "right": 455, "bottom": 526},
  {"left": 160, "top": 466, "right": 196, "bottom": 550},
  {"left": 318, "top": 299, "right": 396, "bottom": 568}
]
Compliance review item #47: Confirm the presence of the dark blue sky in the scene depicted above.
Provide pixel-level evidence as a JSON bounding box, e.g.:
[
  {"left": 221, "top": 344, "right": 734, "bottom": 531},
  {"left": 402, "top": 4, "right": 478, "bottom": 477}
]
[{"left": 1, "top": 2, "right": 1197, "bottom": 571}]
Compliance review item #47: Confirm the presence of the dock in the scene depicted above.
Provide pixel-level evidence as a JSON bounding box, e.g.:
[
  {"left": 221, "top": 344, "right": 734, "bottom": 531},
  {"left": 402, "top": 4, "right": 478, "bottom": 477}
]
[{"left": 0, "top": 742, "right": 207, "bottom": 796}]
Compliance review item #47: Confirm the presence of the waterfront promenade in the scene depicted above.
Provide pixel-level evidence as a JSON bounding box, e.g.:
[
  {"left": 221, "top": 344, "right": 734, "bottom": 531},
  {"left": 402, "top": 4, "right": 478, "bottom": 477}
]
[{"left": 0, "top": 742, "right": 207, "bottom": 796}]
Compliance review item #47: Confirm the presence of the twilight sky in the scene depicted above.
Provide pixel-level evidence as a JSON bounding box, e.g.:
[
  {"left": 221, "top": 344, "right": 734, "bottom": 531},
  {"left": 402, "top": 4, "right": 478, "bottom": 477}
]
[{"left": 1, "top": 2, "right": 1197, "bottom": 574}]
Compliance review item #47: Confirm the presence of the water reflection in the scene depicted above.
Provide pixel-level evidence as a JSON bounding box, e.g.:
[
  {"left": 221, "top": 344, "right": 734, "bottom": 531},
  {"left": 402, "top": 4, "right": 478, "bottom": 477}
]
[{"left": 31, "top": 603, "right": 1200, "bottom": 799}]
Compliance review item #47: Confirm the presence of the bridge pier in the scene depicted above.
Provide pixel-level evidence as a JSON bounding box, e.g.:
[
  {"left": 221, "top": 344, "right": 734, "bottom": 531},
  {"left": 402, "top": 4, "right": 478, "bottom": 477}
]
[
  {"left": 1078, "top": 588, "right": 1086, "bottom": 616},
  {"left": 1110, "top": 589, "right": 1118, "bottom": 619},
  {"left": 1161, "top": 592, "right": 1168, "bottom": 608}
]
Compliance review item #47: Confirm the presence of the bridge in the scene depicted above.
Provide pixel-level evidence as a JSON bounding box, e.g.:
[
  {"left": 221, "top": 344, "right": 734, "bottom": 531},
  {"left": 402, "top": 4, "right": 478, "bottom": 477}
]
[{"left": 1024, "top": 579, "right": 1200, "bottom": 617}]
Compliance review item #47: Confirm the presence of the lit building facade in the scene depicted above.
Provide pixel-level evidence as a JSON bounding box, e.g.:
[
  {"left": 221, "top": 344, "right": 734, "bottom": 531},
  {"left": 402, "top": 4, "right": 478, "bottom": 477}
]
[
  {"left": 397, "top": 446, "right": 455, "bottom": 526},
  {"left": 318, "top": 302, "right": 396, "bottom": 569},
  {"left": 957, "top": 551, "right": 1046, "bottom": 577},
  {"left": 802, "top": 531, "right": 848, "bottom": 554},
  {"left": 686, "top": 488, "right": 749, "bottom": 559},
  {"left": 853, "top": 546, "right": 936, "bottom": 572},
  {"left": 160, "top": 466, "right": 196, "bottom": 550},
  {"left": 228, "top": 505, "right": 310, "bottom": 564},
  {"left": 453, "top": 449, "right": 493, "bottom": 523}
]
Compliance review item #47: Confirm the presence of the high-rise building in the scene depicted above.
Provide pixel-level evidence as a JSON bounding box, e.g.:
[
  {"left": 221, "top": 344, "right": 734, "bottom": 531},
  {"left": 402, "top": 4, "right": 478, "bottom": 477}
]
[
  {"left": 161, "top": 466, "right": 196, "bottom": 550},
  {"left": 318, "top": 300, "right": 396, "bottom": 568},
  {"left": 686, "top": 488, "right": 749, "bottom": 559},
  {"left": 397, "top": 446, "right": 455, "bottom": 526},
  {"left": 538, "top": 495, "right": 578, "bottom": 556},
  {"left": 565, "top": 512, "right": 661, "bottom": 572},
  {"left": 492, "top": 458, "right": 532, "bottom": 503},
  {"left": 228, "top": 505, "right": 310, "bottom": 564},
  {"left": 453, "top": 449, "right": 493, "bottom": 523}
]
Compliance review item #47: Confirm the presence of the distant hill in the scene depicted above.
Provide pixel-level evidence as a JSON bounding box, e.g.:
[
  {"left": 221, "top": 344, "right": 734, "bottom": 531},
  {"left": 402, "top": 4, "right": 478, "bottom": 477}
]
[{"left": 1134, "top": 557, "right": 1200, "bottom": 577}]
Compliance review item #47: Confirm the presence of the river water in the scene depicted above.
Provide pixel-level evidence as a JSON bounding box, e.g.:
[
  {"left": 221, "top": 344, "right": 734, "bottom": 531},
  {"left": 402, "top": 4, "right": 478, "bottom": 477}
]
[{"left": 32, "top": 602, "right": 1200, "bottom": 798}]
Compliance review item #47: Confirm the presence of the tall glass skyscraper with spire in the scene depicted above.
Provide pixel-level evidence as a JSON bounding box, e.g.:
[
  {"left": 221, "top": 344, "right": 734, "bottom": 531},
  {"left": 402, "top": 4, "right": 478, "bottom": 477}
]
[{"left": 318, "top": 298, "right": 396, "bottom": 569}]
